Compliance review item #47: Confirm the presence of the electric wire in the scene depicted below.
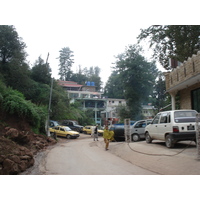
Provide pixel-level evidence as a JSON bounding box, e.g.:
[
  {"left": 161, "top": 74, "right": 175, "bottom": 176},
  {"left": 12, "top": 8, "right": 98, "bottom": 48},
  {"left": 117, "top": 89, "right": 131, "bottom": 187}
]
[{"left": 127, "top": 140, "right": 194, "bottom": 157}]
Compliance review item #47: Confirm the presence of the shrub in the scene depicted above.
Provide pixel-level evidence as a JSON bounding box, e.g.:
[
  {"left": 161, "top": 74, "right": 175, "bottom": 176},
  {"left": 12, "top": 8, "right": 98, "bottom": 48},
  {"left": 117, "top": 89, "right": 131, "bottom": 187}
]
[{"left": 1, "top": 87, "right": 47, "bottom": 132}]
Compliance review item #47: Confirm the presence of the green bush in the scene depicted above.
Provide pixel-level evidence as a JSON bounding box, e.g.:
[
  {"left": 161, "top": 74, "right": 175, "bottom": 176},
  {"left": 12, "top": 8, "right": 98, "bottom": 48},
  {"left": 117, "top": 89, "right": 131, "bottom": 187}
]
[{"left": 1, "top": 87, "right": 47, "bottom": 132}]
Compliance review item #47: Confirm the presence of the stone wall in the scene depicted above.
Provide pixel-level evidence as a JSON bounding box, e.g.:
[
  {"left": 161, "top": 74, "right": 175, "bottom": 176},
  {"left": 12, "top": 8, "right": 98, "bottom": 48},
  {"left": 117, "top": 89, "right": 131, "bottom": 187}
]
[
  {"left": 165, "top": 51, "right": 200, "bottom": 91},
  {"left": 179, "top": 82, "right": 200, "bottom": 109}
]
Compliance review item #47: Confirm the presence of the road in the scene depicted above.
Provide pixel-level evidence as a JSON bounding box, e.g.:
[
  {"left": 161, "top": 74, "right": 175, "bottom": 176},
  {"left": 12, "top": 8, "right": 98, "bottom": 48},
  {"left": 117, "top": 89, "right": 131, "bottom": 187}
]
[
  {"left": 22, "top": 134, "right": 156, "bottom": 175},
  {"left": 22, "top": 134, "right": 200, "bottom": 175}
]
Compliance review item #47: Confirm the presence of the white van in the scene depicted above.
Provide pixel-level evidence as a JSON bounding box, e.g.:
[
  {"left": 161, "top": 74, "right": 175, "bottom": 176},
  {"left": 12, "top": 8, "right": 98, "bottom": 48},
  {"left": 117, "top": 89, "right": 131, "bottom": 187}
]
[{"left": 145, "top": 110, "right": 197, "bottom": 148}]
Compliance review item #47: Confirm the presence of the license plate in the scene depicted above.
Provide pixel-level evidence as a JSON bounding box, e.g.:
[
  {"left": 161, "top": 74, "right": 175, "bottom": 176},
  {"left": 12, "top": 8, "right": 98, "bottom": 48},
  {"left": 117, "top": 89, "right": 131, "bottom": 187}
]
[{"left": 187, "top": 125, "right": 195, "bottom": 130}]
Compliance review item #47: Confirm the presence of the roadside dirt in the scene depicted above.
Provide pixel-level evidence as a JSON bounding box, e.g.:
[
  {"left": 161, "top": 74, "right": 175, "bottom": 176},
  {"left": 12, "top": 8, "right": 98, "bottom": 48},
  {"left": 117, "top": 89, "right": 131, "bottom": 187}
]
[{"left": 0, "top": 115, "right": 57, "bottom": 175}]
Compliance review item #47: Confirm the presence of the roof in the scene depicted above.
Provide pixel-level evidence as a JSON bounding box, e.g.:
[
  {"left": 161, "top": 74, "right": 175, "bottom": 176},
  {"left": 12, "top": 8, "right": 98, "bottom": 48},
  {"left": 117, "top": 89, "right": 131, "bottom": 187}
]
[{"left": 57, "top": 80, "right": 83, "bottom": 88}]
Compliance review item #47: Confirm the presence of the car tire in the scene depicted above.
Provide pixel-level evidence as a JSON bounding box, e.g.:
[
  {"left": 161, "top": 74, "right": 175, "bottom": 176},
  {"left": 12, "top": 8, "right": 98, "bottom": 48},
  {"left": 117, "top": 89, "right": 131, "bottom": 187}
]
[
  {"left": 132, "top": 134, "right": 140, "bottom": 142},
  {"left": 145, "top": 132, "right": 152, "bottom": 143},
  {"left": 66, "top": 135, "right": 71, "bottom": 139},
  {"left": 165, "top": 135, "right": 174, "bottom": 148}
]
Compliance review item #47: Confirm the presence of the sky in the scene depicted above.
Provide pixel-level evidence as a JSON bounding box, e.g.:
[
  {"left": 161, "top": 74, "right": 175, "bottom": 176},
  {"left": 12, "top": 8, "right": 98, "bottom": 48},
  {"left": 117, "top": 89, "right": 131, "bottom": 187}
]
[
  {"left": 1, "top": 0, "right": 200, "bottom": 196},
  {"left": 2, "top": 0, "right": 199, "bottom": 87}
]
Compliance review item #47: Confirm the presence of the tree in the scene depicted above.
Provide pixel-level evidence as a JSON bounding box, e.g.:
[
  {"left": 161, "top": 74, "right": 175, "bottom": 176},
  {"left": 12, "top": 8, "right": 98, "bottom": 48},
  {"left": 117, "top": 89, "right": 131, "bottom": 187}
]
[
  {"left": 150, "top": 72, "right": 170, "bottom": 111},
  {"left": 137, "top": 25, "right": 200, "bottom": 70},
  {"left": 83, "top": 66, "right": 102, "bottom": 91},
  {"left": 58, "top": 47, "right": 74, "bottom": 81},
  {"left": 71, "top": 66, "right": 103, "bottom": 91},
  {"left": 113, "top": 45, "right": 158, "bottom": 119},
  {"left": 31, "top": 56, "right": 51, "bottom": 85},
  {"left": 104, "top": 71, "right": 125, "bottom": 98},
  {"left": 0, "top": 25, "right": 26, "bottom": 65}
]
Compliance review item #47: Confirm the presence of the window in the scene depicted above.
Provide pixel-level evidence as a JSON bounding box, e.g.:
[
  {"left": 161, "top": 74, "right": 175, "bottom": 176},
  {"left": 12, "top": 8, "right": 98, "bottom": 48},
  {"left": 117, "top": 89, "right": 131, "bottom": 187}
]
[
  {"left": 174, "top": 111, "right": 196, "bottom": 123},
  {"left": 135, "top": 121, "right": 146, "bottom": 128},
  {"left": 160, "top": 113, "right": 168, "bottom": 123},
  {"left": 192, "top": 88, "right": 200, "bottom": 112},
  {"left": 152, "top": 113, "right": 161, "bottom": 124}
]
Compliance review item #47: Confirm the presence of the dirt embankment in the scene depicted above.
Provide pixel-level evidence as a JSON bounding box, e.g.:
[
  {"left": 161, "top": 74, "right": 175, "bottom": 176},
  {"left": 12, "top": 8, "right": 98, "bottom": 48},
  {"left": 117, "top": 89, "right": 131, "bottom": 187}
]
[{"left": 0, "top": 117, "right": 57, "bottom": 175}]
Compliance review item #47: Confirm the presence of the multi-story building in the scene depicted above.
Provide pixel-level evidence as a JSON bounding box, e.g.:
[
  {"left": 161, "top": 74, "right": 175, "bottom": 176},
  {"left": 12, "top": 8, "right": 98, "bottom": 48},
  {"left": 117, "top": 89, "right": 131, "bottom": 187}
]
[
  {"left": 58, "top": 80, "right": 155, "bottom": 125},
  {"left": 141, "top": 104, "right": 155, "bottom": 119},
  {"left": 101, "top": 98, "right": 127, "bottom": 125},
  {"left": 58, "top": 80, "right": 105, "bottom": 125}
]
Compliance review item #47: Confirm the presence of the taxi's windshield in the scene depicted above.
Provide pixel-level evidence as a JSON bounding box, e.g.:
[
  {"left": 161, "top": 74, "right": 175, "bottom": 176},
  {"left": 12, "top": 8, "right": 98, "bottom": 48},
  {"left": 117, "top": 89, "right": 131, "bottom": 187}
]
[{"left": 64, "top": 127, "right": 72, "bottom": 131}]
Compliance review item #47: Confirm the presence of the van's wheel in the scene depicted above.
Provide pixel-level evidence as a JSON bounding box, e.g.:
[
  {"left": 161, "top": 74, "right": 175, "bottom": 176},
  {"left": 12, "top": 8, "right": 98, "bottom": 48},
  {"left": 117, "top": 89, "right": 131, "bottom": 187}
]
[
  {"left": 145, "top": 132, "right": 152, "bottom": 143},
  {"left": 66, "top": 135, "right": 71, "bottom": 139},
  {"left": 165, "top": 135, "right": 174, "bottom": 148},
  {"left": 132, "top": 134, "right": 140, "bottom": 142}
]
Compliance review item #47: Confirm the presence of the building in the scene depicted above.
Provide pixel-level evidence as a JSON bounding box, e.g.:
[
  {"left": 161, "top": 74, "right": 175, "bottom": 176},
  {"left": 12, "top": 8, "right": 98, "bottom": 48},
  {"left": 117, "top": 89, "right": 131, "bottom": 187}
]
[
  {"left": 101, "top": 98, "right": 127, "bottom": 125},
  {"left": 141, "top": 104, "right": 155, "bottom": 119},
  {"left": 58, "top": 80, "right": 156, "bottom": 125},
  {"left": 58, "top": 81, "right": 129, "bottom": 125},
  {"left": 164, "top": 51, "right": 200, "bottom": 112},
  {"left": 58, "top": 80, "right": 105, "bottom": 125}
]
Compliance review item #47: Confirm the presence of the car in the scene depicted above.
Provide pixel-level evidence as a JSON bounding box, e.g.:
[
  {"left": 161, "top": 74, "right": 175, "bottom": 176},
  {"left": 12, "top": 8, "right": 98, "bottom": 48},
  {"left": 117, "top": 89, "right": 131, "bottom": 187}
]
[
  {"left": 49, "top": 120, "right": 59, "bottom": 127},
  {"left": 82, "top": 126, "right": 104, "bottom": 136},
  {"left": 111, "top": 121, "right": 135, "bottom": 141},
  {"left": 60, "top": 120, "right": 83, "bottom": 133},
  {"left": 49, "top": 125, "right": 80, "bottom": 139},
  {"left": 145, "top": 110, "right": 197, "bottom": 148},
  {"left": 131, "top": 119, "right": 152, "bottom": 142}
]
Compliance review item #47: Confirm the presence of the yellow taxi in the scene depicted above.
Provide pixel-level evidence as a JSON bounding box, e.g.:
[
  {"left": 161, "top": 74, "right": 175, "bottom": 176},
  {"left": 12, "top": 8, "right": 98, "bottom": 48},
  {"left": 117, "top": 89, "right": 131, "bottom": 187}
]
[
  {"left": 49, "top": 125, "right": 80, "bottom": 139},
  {"left": 83, "top": 126, "right": 103, "bottom": 136}
]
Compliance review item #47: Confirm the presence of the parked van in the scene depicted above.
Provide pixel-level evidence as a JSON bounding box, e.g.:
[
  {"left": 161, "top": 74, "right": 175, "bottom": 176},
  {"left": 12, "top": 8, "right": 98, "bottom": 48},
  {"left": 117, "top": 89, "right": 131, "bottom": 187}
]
[{"left": 145, "top": 110, "right": 197, "bottom": 148}]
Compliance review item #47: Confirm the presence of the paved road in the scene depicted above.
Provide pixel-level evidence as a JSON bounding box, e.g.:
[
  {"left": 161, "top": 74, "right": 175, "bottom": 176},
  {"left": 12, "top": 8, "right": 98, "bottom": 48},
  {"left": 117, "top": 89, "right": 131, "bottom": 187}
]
[
  {"left": 22, "top": 134, "right": 200, "bottom": 175},
  {"left": 38, "top": 136, "right": 156, "bottom": 175}
]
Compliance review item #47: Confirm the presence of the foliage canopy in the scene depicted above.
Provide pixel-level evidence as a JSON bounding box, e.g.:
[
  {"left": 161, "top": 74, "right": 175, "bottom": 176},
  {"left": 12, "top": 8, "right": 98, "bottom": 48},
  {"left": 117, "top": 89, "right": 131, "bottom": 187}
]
[{"left": 137, "top": 25, "right": 200, "bottom": 70}]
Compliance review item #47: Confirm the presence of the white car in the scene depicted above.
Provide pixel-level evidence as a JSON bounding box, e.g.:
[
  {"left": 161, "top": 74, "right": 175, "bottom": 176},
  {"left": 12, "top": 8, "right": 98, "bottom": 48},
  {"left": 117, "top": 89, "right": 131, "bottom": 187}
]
[
  {"left": 145, "top": 110, "right": 197, "bottom": 148},
  {"left": 131, "top": 120, "right": 152, "bottom": 142}
]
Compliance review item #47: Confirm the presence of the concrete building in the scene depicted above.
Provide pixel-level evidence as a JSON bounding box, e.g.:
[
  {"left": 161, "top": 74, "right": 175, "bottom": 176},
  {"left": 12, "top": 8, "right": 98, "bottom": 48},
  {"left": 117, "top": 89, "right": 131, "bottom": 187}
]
[
  {"left": 58, "top": 80, "right": 156, "bottom": 125},
  {"left": 164, "top": 51, "right": 200, "bottom": 112},
  {"left": 58, "top": 81, "right": 130, "bottom": 125},
  {"left": 58, "top": 80, "right": 105, "bottom": 125},
  {"left": 141, "top": 104, "right": 155, "bottom": 119}
]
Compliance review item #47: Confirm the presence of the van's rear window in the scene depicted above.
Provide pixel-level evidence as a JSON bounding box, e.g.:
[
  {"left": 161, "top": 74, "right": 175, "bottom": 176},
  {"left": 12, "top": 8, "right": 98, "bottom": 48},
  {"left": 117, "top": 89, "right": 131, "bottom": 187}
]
[{"left": 174, "top": 111, "right": 196, "bottom": 123}]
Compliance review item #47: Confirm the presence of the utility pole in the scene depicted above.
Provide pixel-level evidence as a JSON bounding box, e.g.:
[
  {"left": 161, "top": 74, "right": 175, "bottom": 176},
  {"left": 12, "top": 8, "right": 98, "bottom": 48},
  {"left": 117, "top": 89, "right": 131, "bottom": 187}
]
[
  {"left": 196, "top": 113, "right": 200, "bottom": 159},
  {"left": 124, "top": 118, "right": 131, "bottom": 143},
  {"left": 45, "top": 53, "right": 53, "bottom": 137}
]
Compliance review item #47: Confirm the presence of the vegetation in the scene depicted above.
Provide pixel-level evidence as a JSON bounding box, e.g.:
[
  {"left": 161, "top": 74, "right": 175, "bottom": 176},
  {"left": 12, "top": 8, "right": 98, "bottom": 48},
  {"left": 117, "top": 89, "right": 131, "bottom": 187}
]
[
  {"left": 137, "top": 25, "right": 200, "bottom": 70},
  {"left": 104, "top": 45, "right": 159, "bottom": 120},
  {"left": 0, "top": 25, "right": 99, "bottom": 134},
  {"left": 1, "top": 25, "right": 197, "bottom": 129},
  {"left": 58, "top": 47, "right": 74, "bottom": 81}
]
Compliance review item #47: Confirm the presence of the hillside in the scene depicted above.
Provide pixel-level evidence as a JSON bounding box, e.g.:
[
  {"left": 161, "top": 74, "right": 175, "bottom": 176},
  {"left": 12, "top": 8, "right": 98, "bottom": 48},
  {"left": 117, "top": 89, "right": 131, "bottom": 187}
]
[{"left": 0, "top": 115, "right": 57, "bottom": 175}]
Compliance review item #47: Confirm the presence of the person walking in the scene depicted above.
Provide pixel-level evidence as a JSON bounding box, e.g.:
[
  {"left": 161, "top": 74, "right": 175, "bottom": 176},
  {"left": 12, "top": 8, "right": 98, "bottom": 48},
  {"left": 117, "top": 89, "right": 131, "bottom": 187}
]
[
  {"left": 93, "top": 124, "right": 99, "bottom": 141},
  {"left": 103, "top": 125, "right": 114, "bottom": 150}
]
